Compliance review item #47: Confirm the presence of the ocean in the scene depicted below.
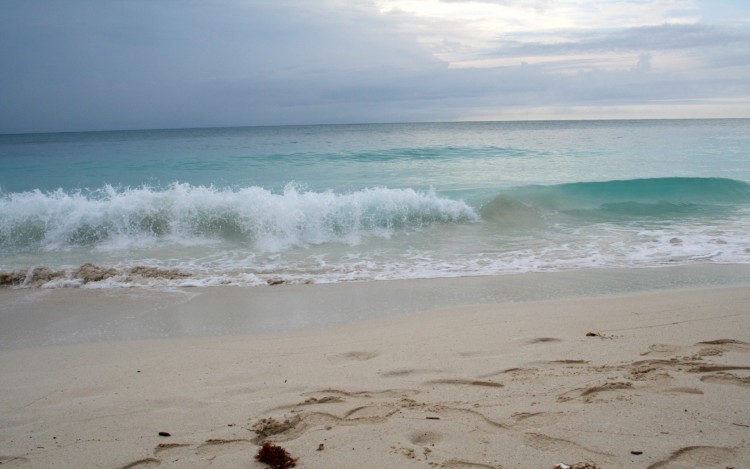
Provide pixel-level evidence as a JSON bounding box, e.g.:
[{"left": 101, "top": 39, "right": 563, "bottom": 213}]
[{"left": 1, "top": 119, "right": 749, "bottom": 289}]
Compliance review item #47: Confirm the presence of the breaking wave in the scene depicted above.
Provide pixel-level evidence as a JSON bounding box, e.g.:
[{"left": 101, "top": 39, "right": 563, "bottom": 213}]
[
  {"left": 2, "top": 177, "right": 749, "bottom": 289},
  {"left": 0, "top": 183, "right": 479, "bottom": 253}
]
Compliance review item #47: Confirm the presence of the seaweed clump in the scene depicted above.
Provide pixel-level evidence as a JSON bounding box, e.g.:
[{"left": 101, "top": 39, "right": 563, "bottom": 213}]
[
  {"left": 255, "top": 441, "right": 297, "bottom": 469},
  {"left": 0, "top": 267, "right": 65, "bottom": 287}
]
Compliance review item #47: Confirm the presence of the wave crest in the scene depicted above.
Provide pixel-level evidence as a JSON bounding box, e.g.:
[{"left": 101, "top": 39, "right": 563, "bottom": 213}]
[
  {"left": 0, "top": 183, "right": 479, "bottom": 253},
  {"left": 482, "top": 177, "right": 750, "bottom": 220}
]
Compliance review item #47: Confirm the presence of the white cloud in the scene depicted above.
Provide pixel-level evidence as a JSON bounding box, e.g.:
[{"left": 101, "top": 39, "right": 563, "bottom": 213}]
[{"left": 374, "top": 0, "right": 704, "bottom": 65}]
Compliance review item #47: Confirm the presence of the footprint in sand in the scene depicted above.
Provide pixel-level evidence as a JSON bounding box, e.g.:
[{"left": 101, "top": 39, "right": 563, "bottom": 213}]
[
  {"left": 0, "top": 456, "right": 29, "bottom": 467},
  {"left": 548, "top": 359, "right": 589, "bottom": 364},
  {"left": 478, "top": 367, "right": 539, "bottom": 381},
  {"left": 336, "top": 350, "right": 380, "bottom": 361},
  {"left": 510, "top": 411, "right": 565, "bottom": 430},
  {"left": 522, "top": 434, "right": 610, "bottom": 468},
  {"left": 409, "top": 430, "right": 443, "bottom": 445},
  {"left": 640, "top": 344, "right": 684, "bottom": 356},
  {"left": 423, "top": 405, "right": 507, "bottom": 431},
  {"left": 630, "top": 358, "right": 700, "bottom": 369},
  {"left": 440, "top": 458, "right": 501, "bottom": 468},
  {"left": 253, "top": 386, "right": 510, "bottom": 450},
  {"left": 266, "top": 394, "right": 347, "bottom": 413},
  {"left": 146, "top": 438, "right": 254, "bottom": 465},
  {"left": 523, "top": 432, "right": 611, "bottom": 458},
  {"left": 686, "top": 364, "right": 750, "bottom": 373},
  {"left": 642, "top": 339, "right": 750, "bottom": 359},
  {"left": 118, "top": 457, "right": 161, "bottom": 469},
  {"left": 195, "top": 438, "right": 252, "bottom": 456},
  {"left": 424, "top": 379, "right": 504, "bottom": 388},
  {"left": 659, "top": 386, "right": 704, "bottom": 394},
  {"left": 557, "top": 381, "right": 634, "bottom": 403},
  {"left": 700, "top": 372, "right": 750, "bottom": 387},
  {"left": 696, "top": 338, "right": 750, "bottom": 350},
  {"left": 525, "top": 337, "right": 562, "bottom": 345},
  {"left": 303, "top": 388, "right": 418, "bottom": 399},
  {"left": 251, "top": 414, "right": 307, "bottom": 442},
  {"left": 251, "top": 396, "right": 410, "bottom": 443},
  {"left": 380, "top": 368, "right": 440, "bottom": 377},
  {"left": 646, "top": 445, "right": 736, "bottom": 469},
  {"left": 689, "top": 339, "right": 750, "bottom": 359},
  {"left": 153, "top": 443, "right": 191, "bottom": 455}
]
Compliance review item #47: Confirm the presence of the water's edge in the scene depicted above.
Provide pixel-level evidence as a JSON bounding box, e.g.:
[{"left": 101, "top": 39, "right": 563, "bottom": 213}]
[{"left": 2, "top": 263, "right": 749, "bottom": 351}]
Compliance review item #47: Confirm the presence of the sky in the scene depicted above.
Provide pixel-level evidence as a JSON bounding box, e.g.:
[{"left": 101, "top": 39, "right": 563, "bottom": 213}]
[{"left": 1, "top": 0, "right": 749, "bottom": 133}]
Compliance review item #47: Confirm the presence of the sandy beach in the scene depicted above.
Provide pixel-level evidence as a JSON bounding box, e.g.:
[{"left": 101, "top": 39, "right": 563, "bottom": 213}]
[
  {"left": 1, "top": 269, "right": 749, "bottom": 468},
  {"left": 3, "top": 0, "right": 750, "bottom": 466}
]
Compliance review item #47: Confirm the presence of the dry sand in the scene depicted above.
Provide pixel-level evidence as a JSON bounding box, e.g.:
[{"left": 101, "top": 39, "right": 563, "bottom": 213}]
[{"left": 1, "top": 277, "right": 749, "bottom": 468}]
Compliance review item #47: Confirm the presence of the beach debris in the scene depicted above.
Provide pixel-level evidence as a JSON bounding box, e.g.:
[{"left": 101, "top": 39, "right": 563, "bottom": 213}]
[
  {"left": 158, "top": 432, "right": 171, "bottom": 437},
  {"left": 426, "top": 416, "right": 440, "bottom": 420},
  {"left": 255, "top": 441, "right": 297, "bottom": 468},
  {"left": 126, "top": 266, "right": 191, "bottom": 280},
  {"left": 317, "top": 443, "right": 325, "bottom": 451},
  {"left": 553, "top": 464, "right": 598, "bottom": 469},
  {"left": 0, "top": 271, "right": 16, "bottom": 286},
  {"left": 631, "top": 450, "right": 643, "bottom": 455},
  {"left": 585, "top": 331, "right": 615, "bottom": 339},
  {"left": 0, "top": 266, "right": 65, "bottom": 287},
  {"left": 74, "top": 263, "right": 117, "bottom": 283},
  {"left": 267, "top": 278, "right": 285, "bottom": 286}
]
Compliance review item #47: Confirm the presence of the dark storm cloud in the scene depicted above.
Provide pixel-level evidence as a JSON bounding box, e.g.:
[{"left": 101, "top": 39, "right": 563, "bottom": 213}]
[{"left": 0, "top": 0, "right": 441, "bottom": 132}]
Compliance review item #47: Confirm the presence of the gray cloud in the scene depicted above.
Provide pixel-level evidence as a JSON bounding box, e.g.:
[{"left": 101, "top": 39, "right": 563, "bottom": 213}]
[
  {"left": 0, "top": 1, "right": 748, "bottom": 133},
  {"left": 485, "top": 24, "right": 750, "bottom": 58}
]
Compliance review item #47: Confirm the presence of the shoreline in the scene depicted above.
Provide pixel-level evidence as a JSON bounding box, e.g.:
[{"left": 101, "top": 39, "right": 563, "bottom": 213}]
[
  {"left": 2, "top": 263, "right": 750, "bottom": 351},
  {"left": 0, "top": 279, "right": 748, "bottom": 467}
]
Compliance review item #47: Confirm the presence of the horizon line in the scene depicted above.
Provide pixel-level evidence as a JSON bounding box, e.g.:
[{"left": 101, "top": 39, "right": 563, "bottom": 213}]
[{"left": 3, "top": 116, "right": 750, "bottom": 137}]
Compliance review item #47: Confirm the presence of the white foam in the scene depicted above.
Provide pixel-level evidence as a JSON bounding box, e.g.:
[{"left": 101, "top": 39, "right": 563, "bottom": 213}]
[{"left": 0, "top": 183, "right": 479, "bottom": 254}]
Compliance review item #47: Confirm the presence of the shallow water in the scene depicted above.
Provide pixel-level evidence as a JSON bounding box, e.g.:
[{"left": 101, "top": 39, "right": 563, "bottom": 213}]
[{"left": 2, "top": 264, "right": 749, "bottom": 349}]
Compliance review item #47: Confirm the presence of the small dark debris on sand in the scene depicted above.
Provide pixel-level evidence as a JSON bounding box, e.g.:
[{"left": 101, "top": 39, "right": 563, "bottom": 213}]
[
  {"left": 553, "top": 464, "right": 598, "bottom": 469},
  {"left": 255, "top": 441, "right": 297, "bottom": 468}
]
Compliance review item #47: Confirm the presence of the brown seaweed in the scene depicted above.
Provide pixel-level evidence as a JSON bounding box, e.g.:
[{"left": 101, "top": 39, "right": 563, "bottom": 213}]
[{"left": 255, "top": 441, "right": 297, "bottom": 469}]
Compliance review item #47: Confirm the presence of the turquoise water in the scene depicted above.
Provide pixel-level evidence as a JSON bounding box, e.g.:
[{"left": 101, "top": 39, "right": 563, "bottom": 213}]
[{"left": 1, "top": 119, "right": 749, "bottom": 287}]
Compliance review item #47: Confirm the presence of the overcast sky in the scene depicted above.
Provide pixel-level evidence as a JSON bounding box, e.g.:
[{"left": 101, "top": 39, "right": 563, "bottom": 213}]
[{"left": 1, "top": 0, "right": 749, "bottom": 133}]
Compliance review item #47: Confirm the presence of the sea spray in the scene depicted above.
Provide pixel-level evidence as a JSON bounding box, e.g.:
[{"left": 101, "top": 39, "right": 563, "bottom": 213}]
[{"left": 0, "top": 183, "right": 479, "bottom": 253}]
